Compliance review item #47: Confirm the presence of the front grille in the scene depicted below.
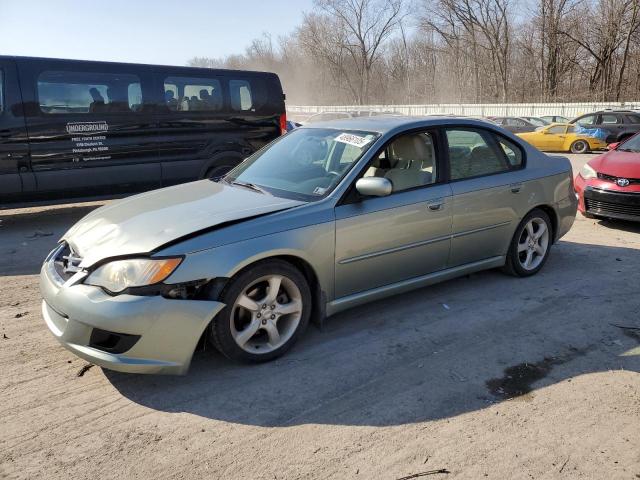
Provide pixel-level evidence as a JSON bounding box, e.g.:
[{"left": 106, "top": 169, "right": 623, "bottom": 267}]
[
  {"left": 597, "top": 172, "right": 640, "bottom": 185},
  {"left": 585, "top": 198, "right": 640, "bottom": 217},
  {"left": 52, "top": 242, "right": 84, "bottom": 282}
]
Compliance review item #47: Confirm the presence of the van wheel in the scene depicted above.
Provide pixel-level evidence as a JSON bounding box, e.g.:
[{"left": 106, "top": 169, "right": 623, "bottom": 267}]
[
  {"left": 570, "top": 140, "right": 589, "bottom": 154},
  {"left": 503, "top": 209, "right": 552, "bottom": 277},
  {"left": 209, "top": 259, "right": 311, "bottom": 362}
]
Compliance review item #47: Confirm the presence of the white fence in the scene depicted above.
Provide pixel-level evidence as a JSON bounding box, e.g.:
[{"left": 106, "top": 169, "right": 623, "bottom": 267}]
[{"left": 288, "top": 102, "right": 640, "bottom": 118}]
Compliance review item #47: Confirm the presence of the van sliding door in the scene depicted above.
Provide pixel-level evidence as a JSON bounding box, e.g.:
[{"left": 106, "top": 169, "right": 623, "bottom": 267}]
[{"left": 19, "top": 59, "right": 161, "bottom": 199}]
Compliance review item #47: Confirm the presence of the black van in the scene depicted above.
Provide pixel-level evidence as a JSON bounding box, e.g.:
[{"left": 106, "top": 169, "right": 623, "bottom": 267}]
[{"left": 0, "top": 56, "right": 286, "bottom": 207}]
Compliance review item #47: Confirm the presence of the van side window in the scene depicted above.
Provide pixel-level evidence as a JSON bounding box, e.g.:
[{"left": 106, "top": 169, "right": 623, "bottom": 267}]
[
  {"left": 446, "top": 129, "right": 514, "bottom": 180},
  {"left": 128, "top": 83, "right": 143, "bottom": 111},
  {"left": 163, "top": 76, "right": 223, "bottom": 112},
  {"left": 0, "top": 69, "right": 4, "bottom": 114},
  {"left": 37, "top": 71, "right": 141, "bottom": 114},
  {"left": 229, "top": 79, "right": 253, "bottom": 111}
]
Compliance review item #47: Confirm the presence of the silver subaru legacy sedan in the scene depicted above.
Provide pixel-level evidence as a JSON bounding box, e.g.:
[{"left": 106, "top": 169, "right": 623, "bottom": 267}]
[{"left": 40, "top": 117, "right": 577, "bottom": 374}]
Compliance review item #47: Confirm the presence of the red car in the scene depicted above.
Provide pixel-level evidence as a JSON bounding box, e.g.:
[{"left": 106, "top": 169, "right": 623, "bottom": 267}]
[{"left": 575, "top": 133, "right": 640, "bottom": 221}]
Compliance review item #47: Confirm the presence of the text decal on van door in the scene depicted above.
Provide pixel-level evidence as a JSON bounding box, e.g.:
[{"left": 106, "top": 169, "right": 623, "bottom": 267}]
[
  {"left": 67, "top": 121, "right": 111, "bottom": 162},
  {"left": 66, "top": 121, "right": 109, "bottom": 135}
]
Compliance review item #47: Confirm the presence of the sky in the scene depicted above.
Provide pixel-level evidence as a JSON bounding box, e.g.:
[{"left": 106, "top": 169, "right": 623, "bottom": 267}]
[{"left": 0, "top": 0, "right": 315, "bottom": 66}]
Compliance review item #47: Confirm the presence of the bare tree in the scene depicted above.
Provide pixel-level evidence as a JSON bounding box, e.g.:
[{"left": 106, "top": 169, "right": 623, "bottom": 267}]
[
  {"left": 300, "top": 0, "right": 405, "bottom": 104},
  {"left": 187, "top": 0, "right": 640, "bottom": 105}
]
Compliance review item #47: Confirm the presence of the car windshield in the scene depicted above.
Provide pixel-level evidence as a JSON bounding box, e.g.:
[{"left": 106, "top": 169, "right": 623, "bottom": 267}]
[
  {"left": 224, "top": 128, "right": 379, "bottom": 201},
  {"left": 618, "top": 135, "right": 640, "bottom": 153}
]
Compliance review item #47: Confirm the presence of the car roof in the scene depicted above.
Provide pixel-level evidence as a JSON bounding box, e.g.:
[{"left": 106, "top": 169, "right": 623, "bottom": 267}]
[{"left": 299, "top": 115, "right": 499, "bottom": 134}]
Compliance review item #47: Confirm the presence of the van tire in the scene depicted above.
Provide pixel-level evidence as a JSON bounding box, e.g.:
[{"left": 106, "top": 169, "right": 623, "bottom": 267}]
[{"left": 204, "top": 164, "right": 236, "bottom": 180}]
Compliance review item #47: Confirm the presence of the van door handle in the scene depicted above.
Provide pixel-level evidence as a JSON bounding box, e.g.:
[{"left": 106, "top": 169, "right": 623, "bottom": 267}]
[{"left": 510, "top": 183, "right": 523, "bottom": 193}]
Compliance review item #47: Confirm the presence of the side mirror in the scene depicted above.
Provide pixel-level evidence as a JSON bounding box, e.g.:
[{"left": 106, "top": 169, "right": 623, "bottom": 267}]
[
  {"left": 356, "top": 177, "right": 392, "bottom": 197},
  {"left": 608, "top": 142, "right": 620, "bottom": 150}
]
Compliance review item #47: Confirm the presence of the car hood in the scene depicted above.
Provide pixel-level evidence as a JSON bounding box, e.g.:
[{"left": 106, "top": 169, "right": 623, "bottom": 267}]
[
  {"left": 63, "top": 180, "right": 305, "bottom": 267},
  {"left": 590, "top": 150, "right": 640, "bottom": 178}
]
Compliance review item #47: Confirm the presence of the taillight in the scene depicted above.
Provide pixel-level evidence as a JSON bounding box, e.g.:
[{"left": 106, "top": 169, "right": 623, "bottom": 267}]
[{"left": 279, "top": 113, "right": 287, "bottom": 135}]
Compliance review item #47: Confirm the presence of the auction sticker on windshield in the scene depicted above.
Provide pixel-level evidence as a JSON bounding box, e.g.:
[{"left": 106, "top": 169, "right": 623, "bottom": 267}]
[{"left": 335, "top": 132, "right": 372, "bottom": 148}]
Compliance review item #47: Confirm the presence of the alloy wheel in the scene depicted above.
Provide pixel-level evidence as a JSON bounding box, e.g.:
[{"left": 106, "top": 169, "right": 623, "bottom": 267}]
[
  {"left": 517, "top": 217, "right": 550, "bottom": 271},
  {"left": 230, "top": 274, "right": 303, "bottom": 354}
]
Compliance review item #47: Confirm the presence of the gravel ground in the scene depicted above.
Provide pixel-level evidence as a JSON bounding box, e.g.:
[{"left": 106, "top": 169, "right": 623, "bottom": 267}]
[{"left": 1, "top": 154, "right": 639, "bottom": 479}]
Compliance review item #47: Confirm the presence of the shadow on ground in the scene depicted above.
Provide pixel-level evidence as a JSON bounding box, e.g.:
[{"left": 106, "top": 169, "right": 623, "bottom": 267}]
[{"left": 106, "top": 240, "right": 640, "bottom": 427}]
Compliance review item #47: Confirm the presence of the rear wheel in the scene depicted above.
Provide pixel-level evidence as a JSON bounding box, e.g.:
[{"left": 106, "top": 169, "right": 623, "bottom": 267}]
[
  {"left": 570, "top": 140, "right": 589, "bottom": 154},
  {"left": 210, "top": 259, "right": 311, "bottom": 362},
  {"left": 503, "top": 209, "right": 552, "bottom": 277}
]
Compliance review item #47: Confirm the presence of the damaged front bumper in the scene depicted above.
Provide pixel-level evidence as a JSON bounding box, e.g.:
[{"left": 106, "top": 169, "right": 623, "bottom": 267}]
[{"left": 39, "top": 255, "right": 225, "bottom": 375}]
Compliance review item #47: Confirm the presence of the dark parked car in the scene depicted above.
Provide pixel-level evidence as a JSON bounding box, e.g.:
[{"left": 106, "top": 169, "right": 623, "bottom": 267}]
[
  {"left": 489, "top": 116, "right": 539, "bottom": 134},
  {"left": 520, "top": 116, "right": 549, "bottom": 127},
  {"left": 305, "top": 112, "right": 354, "bottom": 124},
  {"left": 0, "top": 56, "right": 286, "bottom": 207},
  {"left": 540, "top": 115, "right": 570, "bottom": 124},
  {"left": 570, "top": 110, "right": 640, "bottom": 143}
]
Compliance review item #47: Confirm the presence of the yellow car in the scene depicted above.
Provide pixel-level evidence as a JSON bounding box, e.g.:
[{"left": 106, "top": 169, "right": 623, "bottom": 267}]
[{"left": 517, "top": 123, "right": 607, "bottom": 154}]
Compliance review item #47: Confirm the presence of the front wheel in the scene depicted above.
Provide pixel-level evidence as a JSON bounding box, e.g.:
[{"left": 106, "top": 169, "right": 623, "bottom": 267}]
[
  {"left": 570, "top": 140, "right": 589, "bottom": 154},
  {"left": 209, "top": 260, "right": 312, "bottom": 362},
  {"left": 503, "top": 209, "right": 552, "bottom": 277}
]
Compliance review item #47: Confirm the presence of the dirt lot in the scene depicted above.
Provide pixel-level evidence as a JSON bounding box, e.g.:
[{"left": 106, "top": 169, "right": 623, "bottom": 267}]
[{"left": 1, "top": 154, "right": 639, "bottom": 480}]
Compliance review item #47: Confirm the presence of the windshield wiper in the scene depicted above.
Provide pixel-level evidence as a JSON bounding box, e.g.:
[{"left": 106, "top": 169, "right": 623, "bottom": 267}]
[{"left": 230, "top": 180, "right": 270, "bottom": 195}]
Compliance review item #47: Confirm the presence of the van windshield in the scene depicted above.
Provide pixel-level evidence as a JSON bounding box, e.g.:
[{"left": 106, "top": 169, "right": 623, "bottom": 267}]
[{"left": 224, "top": 128, "right": 379, "bottom": 201}]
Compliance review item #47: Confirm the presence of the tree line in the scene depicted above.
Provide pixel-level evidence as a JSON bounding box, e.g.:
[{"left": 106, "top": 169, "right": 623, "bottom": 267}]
[{"left": 189, "top": 0, "right": 640, "bottom": 105}]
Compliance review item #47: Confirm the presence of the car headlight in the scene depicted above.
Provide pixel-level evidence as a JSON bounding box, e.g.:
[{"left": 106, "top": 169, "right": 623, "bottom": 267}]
[
  {"left": 580, "top": 163, "right": 597, "bottom": 180},
  {"left": 85, "top": 257, "right": 182, "bottom": 293}
]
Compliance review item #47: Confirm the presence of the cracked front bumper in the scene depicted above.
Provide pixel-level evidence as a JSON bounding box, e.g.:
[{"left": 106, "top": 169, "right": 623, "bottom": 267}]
[{"left": 40, "top": 260, "right": 225, "bottom": 375}]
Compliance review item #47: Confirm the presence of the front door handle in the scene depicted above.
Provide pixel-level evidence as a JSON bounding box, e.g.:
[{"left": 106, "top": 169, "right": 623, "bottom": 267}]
[{"left": 510, "top": 182, "right": 523, "bottom": 193}]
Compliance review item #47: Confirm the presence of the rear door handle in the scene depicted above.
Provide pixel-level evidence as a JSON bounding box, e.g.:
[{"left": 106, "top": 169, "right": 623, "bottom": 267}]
[
  {"left": 427, "top": 198, "right": 444, "bottom": 211},
  {"left": 510, "top": 183, "right": 523, "bottom": 193}
]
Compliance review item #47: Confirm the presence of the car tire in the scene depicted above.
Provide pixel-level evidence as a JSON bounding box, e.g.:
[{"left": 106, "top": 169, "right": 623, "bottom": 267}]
[
  {"left": 570, "top": 140, "right": 589, "bottom": 154},
  {"left": 209, "top": 259, "right": 312, "bottom": 362},
  {"left": 503, "top": 209, "right": 553, "bottom": 277}
]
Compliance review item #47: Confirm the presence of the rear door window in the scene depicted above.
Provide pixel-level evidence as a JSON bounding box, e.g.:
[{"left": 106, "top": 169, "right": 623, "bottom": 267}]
[
  {"left": 37, "top": 71, "right": 142, "bottom": 114},
  {"left": 625, "top": 114, "right": 640, "bottom": 123},
  {"left": 600, "top": 114, "right": 619, "bottom": 124},
  {"left": 163, "top": 76, "right": 223, "bottom": 112},
  {"left": 446, "top": 129, "right": 516, "bottom": 180},
  {"left": 496, "top": 136, "right": 523, "bottom": 167}
]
